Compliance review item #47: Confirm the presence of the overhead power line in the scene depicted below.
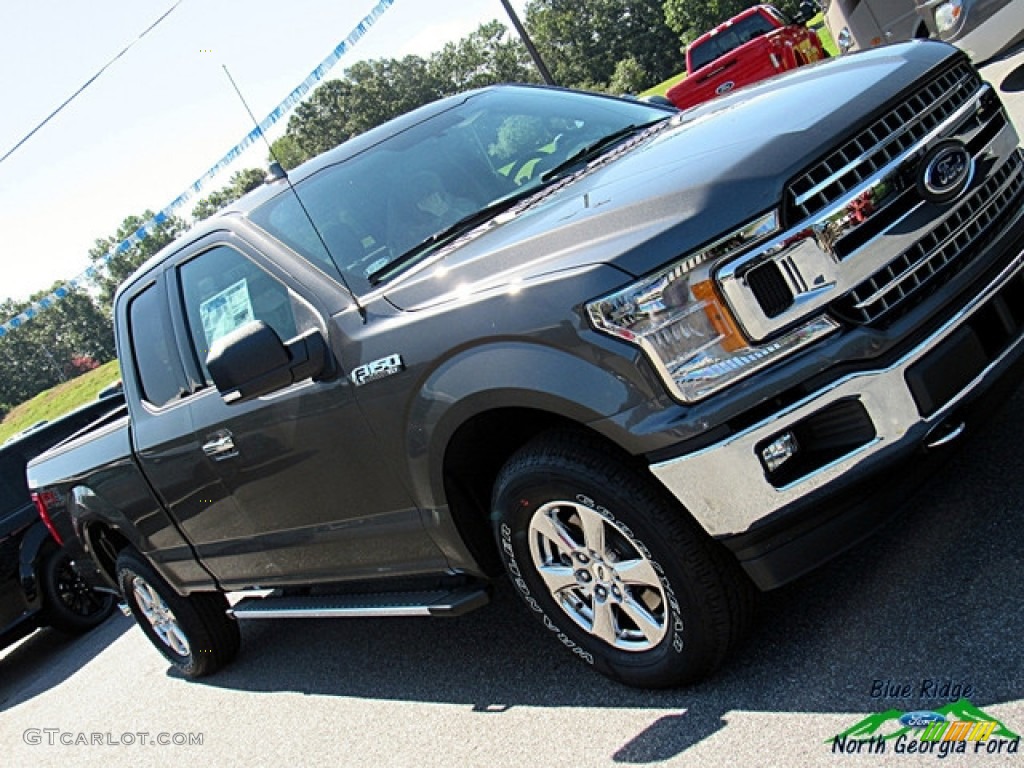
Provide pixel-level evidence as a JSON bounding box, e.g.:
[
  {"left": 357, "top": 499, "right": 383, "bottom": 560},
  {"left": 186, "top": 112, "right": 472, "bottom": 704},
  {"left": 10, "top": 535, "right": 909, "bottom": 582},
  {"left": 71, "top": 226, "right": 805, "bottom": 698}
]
[
  {"left": 0, "top": 0, "right": 185, "bottom": 168},
  {"left": 1, "top": 0, "right": 397, "bottom": 337}
]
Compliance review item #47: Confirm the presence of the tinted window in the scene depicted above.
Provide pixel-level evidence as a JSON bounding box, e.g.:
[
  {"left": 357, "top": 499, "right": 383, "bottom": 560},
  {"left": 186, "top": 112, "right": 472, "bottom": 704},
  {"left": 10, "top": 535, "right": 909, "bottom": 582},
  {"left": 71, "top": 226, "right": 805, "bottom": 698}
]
[
  {"left": 179, "top": 245, "right": 301, "bottom": 381},
  {"left": 689, "top": 12, "right": 777, "bottom": 71},
  {"left": 250, "top": 87, "right": 670, "bottom": 292},
  {"left": 128, "top": 285, "right": 186, "bottom": 408},
  {"left": 0, "top": 448, "right": 30, "bottom": 518}
]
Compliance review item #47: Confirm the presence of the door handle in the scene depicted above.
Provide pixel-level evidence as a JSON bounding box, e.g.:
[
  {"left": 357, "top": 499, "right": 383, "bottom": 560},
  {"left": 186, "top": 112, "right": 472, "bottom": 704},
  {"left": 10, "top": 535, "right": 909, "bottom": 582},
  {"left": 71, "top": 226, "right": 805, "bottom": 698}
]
[{"left": 202, "top": 431, "right": 238, "bottom": 460}]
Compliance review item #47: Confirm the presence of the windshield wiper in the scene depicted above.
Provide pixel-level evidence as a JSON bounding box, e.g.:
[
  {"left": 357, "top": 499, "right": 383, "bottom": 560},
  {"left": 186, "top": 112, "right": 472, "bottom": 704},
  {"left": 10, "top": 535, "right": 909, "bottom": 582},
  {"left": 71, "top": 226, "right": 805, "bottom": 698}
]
[
  {"left": 367, "top": 188, "right": 537, "bottom": 285},
  {"left": 368, "top": 120, "right": 668, "bottom": 285},
  {"left": 539, "top": 119, "right": 666, "bottom": 182}
]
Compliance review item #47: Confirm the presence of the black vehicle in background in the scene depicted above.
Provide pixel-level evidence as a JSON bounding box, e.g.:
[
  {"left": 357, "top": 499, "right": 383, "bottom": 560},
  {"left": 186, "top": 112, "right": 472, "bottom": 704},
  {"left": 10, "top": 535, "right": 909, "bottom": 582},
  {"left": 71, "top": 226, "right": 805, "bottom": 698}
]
[{"left": 0, "top": 397, "right": 121, "bottom": 649}]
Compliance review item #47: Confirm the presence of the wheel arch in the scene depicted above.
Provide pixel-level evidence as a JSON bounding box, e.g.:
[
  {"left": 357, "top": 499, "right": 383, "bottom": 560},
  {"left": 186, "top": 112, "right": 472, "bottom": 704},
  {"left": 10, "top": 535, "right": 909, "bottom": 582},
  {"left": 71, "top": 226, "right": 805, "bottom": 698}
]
[
  {"left": 404, "top": 339, "right": 656, "bottom": 574},
  {"left": 82, "top": 522, "right": 133, "bottom": 588},
  {"left": 439, "top": 408, "right": 653, "bottom": 577},
  {"left": 17, "top": 520, "right": 58, "bottom": 608},
  {"left": 71, "top": 483, "right": 210, "bottom": 596}
]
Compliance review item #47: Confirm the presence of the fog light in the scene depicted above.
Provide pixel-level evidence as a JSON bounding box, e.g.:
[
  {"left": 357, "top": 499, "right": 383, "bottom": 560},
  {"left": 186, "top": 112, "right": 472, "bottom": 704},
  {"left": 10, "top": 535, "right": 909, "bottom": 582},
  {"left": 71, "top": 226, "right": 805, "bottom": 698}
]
[
  {"left": 934, "top": 0, "right": 962, "bottom": 33},
  {"left": 762, "top": 432, "right": 799, "bottom": 473}
]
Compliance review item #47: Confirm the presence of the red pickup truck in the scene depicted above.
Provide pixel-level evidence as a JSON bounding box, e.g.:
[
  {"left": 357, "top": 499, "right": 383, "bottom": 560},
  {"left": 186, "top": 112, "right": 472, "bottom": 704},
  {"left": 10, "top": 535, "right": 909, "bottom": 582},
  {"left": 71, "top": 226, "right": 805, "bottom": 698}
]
[{"left": 667, "top": 4, "right": 827, "bottom": 110}]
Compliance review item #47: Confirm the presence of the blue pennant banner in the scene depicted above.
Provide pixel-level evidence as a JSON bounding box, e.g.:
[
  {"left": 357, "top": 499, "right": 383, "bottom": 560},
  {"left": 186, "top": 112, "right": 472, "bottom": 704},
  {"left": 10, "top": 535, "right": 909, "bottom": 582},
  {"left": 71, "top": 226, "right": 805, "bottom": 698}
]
[{"left": 1, "top": 0, "right": 396, "bottom": 337}]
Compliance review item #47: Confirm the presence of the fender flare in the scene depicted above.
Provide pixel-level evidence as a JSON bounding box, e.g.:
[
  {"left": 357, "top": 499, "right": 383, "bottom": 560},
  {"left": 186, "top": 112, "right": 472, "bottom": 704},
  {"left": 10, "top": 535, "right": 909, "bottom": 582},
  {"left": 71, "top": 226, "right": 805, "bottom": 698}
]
[
  {"left": 406, "top": 339, "right": 649, "bottom": 509},
  {"left": 70, "top": 485, "right": 205, "bottom": 595},
  {"left": 18, "top": 519, "right": 55, "bottom": 609}
]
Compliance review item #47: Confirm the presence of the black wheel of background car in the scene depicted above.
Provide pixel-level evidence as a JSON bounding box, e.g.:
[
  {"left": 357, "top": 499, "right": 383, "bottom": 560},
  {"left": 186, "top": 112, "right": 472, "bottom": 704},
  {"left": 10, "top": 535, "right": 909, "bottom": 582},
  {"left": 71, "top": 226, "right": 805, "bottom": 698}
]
[
  {"left": 116, "top": 549, "right": 240, "bottom": 678},
  {"left": 41, "top": 548, "right": 116, "bottom": 634},
  {"left": 492, "top": 430, "right": 755, "bottom": 689}
]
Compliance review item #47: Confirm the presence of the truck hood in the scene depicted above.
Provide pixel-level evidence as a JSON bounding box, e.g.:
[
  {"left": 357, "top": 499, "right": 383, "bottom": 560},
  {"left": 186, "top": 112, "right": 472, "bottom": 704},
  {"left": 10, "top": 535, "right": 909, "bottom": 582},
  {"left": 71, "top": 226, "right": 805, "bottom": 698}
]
[{"left": 383, "top": 42, "right": 960, "bottom": 312}]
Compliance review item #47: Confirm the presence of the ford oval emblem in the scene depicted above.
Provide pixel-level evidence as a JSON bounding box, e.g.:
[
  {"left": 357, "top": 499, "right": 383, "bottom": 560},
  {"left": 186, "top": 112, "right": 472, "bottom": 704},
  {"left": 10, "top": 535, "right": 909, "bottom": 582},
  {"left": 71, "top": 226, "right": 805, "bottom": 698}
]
[
  {"left": 899, "top": 711, "right": 946, "bottom": 729},
  {"left": 917, "top": 139, "right": 973, "bottom": 204},
  {"left": 716, "top": 81, "right": 736, "bottom": 95}
]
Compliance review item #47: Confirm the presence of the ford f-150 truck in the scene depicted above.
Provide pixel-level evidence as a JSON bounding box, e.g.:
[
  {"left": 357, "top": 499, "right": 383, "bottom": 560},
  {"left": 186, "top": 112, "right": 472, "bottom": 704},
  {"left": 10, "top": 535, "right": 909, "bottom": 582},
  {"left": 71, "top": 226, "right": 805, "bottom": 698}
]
[
  {"left": 666, "top": 4, "right": 827, "bottom": 110},
  {"left": 28, "top": 41, "right": 1024, "bottom": 688}
]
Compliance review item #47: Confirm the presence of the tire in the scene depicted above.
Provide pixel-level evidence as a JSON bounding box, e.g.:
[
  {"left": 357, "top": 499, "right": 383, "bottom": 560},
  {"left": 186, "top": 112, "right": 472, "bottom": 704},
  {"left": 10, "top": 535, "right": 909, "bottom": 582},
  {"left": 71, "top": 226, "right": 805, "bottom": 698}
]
[
  {"left": 41, "top": 548, "right": 116, "bottom": 634},
  {"left": 492, "top": 431, "right": 755, "bottom": 689},
  {"left": 116, "top": 549, "right": 240, "bottom": 678}
]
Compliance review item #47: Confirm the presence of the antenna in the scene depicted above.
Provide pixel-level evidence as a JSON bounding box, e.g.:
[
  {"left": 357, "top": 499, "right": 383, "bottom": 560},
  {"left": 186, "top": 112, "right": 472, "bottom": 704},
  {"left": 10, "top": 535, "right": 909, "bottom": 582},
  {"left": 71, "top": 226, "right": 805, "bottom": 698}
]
[{"left": 222, "top": 65, "right": 367, "bottom": 323}]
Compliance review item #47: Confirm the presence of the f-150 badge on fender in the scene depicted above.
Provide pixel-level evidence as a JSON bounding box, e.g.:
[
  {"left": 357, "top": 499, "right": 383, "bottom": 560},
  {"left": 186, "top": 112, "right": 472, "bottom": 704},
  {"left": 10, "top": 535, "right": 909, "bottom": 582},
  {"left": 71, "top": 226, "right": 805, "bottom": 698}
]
[{"left": 350, "top": 354, "right": 405, "bottom": 386}]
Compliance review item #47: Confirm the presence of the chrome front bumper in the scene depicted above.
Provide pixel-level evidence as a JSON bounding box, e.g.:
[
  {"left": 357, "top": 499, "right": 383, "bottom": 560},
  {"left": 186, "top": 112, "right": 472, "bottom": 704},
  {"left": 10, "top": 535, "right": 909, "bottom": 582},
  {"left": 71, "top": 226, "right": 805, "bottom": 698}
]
[{"left": 650, "top": 243, "right": 1024, "bottom": 538}]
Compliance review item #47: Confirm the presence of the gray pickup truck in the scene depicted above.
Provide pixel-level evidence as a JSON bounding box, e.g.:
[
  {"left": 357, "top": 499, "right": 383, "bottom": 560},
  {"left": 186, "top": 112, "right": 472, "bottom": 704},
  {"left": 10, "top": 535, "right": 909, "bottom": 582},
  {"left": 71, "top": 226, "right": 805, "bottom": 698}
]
[{"left": 28, "top": 41, "right": 1024, "bottom": 688}]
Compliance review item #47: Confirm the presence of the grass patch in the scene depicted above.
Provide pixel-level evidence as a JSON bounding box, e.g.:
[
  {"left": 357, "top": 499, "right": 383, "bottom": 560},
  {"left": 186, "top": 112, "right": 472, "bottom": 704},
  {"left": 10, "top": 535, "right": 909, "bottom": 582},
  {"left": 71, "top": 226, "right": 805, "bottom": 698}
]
[
  {"left": 813, "top": 17, "right": 839, "bottom": 57},
  {"left": 642, "top": 70, "right": 687, "bottom": 99},
  {"left": 0, "top": 360, "right": 122, "bottom": 444}
]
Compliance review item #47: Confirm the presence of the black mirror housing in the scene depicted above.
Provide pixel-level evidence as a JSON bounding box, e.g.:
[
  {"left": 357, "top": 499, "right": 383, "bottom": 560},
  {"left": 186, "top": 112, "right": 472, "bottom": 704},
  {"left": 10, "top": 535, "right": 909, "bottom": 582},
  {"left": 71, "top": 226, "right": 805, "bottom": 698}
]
[
  {"left": 207, "top": 321, "right": 334, "bottom": 404},
  {"left": 794, "top": 0, "right": 819, "bottom": 25}
]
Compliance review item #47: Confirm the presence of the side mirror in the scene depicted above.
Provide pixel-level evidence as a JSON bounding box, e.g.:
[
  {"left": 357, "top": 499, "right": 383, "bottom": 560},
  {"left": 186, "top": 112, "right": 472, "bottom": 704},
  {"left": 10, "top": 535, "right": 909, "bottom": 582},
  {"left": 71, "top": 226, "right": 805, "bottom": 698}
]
[
  {"left": 793, "top": 1, "right": 819, "bottom": 25},
  {"left": 206, "top": 321, "right": 335, "bottom": 404}
]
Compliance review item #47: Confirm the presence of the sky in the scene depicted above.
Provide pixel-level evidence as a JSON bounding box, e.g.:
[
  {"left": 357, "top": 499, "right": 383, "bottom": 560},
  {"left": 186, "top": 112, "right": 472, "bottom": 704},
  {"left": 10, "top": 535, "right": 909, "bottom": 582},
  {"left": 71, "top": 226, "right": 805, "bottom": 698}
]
[{"left": 0, "top": 0, "right": 530, "bottom": 306}]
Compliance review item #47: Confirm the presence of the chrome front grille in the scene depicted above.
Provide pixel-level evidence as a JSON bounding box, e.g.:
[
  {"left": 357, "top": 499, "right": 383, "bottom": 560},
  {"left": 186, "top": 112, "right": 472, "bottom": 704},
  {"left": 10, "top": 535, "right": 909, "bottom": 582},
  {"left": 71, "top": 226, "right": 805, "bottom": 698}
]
[
  {"left": 786, "top": 61, "right": 981, "bottom": 223},
  {"left": 834, "top": 150, "right": 1024, "bottom": 326},
  {"left": 717, "top": 55, "right": 1020, "bottom": 345}
]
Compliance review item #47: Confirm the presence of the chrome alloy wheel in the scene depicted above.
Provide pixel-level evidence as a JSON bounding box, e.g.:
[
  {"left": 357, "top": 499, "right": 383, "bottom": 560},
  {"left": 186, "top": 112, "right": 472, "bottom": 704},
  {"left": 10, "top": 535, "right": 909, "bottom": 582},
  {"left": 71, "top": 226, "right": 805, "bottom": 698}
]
[
  {"left": 131, "top": 575, "right": 191, "bottom": 657},
  {"left": 527, "top": 500, "right": 669, "bottom": 652}
]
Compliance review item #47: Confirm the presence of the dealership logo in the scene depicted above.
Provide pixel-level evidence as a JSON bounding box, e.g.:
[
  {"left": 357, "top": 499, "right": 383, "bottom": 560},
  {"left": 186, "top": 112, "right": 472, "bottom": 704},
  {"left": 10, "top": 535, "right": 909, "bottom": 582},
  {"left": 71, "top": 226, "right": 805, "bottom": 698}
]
[
  {"left": 830, "top": 699, "right": 1020, "bottom": 759},
  {"left": 917, "top": 139, "right": 973, "bottom": 204}
]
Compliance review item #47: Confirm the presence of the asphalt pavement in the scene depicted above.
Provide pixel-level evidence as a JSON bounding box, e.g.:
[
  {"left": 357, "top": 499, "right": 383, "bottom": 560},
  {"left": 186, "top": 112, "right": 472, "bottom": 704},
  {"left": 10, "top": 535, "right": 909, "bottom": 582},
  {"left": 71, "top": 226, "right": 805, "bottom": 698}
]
[{"left": 3, "top": 42, "right": 1024, "bottom": 768}]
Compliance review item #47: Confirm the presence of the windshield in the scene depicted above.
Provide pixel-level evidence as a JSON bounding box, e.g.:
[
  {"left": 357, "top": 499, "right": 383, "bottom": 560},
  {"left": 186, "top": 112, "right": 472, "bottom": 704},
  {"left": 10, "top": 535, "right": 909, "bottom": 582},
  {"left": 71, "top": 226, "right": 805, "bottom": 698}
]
[
  {"left": 249, "top": 87, "right": 670, "bottom": 292},
  {"left": 688, "top": 12, "right": 777, "bottom": 71}
]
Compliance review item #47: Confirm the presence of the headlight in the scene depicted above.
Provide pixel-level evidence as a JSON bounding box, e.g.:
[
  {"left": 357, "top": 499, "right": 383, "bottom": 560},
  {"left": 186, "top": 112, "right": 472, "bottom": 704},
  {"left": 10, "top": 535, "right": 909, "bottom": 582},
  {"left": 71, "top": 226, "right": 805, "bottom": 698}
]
[
  {"left": 586, "top": 212, "right": 839, "bottom": 403},
  {"left": 837, "top": 27, "right": 853, "bottom": 53},
  {"left": 934, "top": 0, "right": 963, "bottom": 34}
]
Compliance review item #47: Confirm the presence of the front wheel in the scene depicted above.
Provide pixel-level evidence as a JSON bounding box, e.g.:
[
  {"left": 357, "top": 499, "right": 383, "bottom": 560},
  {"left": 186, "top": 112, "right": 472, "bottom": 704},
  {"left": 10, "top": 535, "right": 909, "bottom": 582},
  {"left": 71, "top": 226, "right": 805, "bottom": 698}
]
[
  {"left": 492, "top": 431, "right": 754, "bottom": 688},
  {"left": 116, "top": 549, "right": 239, "bottom": 678}
]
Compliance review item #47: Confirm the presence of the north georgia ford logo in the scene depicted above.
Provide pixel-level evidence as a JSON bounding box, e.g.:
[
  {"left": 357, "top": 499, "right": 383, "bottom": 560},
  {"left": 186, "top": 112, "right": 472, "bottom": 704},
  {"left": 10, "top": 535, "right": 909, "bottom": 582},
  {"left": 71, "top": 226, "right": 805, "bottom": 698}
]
[{"left": 917, "top": 139, "right": 973, "bottom": 204}]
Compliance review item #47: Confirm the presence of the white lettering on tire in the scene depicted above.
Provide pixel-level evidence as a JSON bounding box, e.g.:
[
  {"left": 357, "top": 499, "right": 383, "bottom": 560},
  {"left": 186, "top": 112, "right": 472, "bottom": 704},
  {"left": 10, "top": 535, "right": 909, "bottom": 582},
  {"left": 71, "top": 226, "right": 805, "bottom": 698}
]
[
  {"left": 501, "top": 522, "right": 595, "bottom": 664},
  {"left": 574, "top": 494, "right": 685, "bottom": 654}
]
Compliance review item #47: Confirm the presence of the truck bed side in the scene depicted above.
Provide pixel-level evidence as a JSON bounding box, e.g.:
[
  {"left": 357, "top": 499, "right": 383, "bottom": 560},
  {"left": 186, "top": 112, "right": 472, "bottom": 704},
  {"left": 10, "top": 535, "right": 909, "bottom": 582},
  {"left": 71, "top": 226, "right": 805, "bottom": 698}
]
[{"left": 27, "top": 407, "right": 206, "bottom": 594}]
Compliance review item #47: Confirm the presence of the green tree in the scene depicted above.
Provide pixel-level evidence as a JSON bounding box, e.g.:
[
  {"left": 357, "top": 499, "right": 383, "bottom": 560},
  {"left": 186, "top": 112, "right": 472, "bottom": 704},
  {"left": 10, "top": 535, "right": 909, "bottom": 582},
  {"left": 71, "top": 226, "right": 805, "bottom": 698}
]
[
  {"left": 0, "top": 286, "right": 115, "bottom": 410},
  {"left": 192, "top": 168, "right": 267, "bottom": 221},
  {"left": 283, "top": 56, "right": 441, "bottom": 158},
  {"left": 269, "top": 134, "right": 309, "bottom": 170},
  {"left": 281, "top": 22, "right": 537, "bottom": 161},
  {"left": 664, "top": 0, "right": 802, "bottom": 45},
  {"left": 524, "top": 0, "right": 685, "bottom": 90},
  {"left": 429, "top": 20, "right": 538, "bottom": 91},
  {"left": 88, "top": 210, "right": 187, "bottom": 311},
  {"left": 286, "top": 79, "right": 358, "bottom": 158},
  {"left": 336, "top": 56, "right": 446, "bottom": 137},
  {"left": 608, "top": 56, "right": 649, "bottom": 95}
]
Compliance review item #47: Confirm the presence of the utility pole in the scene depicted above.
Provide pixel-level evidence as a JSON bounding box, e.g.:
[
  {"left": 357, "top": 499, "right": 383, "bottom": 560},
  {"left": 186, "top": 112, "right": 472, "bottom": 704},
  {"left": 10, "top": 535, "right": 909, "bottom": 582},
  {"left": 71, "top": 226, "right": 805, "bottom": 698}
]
[{"left": 498, "top": 0, "right": 556, "bottom": 85}]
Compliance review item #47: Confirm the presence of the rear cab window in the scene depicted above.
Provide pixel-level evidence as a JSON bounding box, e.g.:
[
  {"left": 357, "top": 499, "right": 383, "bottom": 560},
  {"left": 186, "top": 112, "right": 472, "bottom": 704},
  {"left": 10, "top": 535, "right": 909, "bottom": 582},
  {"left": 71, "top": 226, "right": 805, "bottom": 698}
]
[{"left": 127, "top": 284, "right": 187, "bottom": 408}]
